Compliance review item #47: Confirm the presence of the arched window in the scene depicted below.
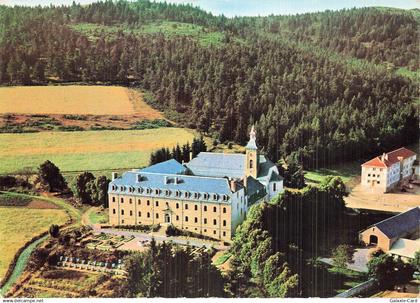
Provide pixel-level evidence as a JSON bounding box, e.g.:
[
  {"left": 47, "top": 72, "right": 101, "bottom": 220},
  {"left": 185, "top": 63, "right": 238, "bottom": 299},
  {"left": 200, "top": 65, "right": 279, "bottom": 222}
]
[
  {"left": 250, "top": 159, "right": 254, "bottom": 169},
  {"left": 273, "top": 183, "right": 277, "bottom": 192}
]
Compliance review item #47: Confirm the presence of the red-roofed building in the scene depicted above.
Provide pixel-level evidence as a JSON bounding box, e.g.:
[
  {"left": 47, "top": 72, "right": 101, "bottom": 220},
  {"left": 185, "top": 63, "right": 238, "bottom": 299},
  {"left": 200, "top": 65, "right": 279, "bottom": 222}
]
[{"left": 361, "top": 147, "right": 417, "bottom": 192}]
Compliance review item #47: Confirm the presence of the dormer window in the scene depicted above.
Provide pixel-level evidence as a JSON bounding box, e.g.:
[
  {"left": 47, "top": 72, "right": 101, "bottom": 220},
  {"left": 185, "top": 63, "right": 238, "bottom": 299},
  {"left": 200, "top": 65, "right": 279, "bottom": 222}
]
[
  {"left": 165, "top": 190, "right": 171, "bottom": 196},
  {"left": 137, "top": 187, "right": 143, "bottom": 194},
  {"left": 175, "top": 190, "right": 180, "bottom": 197},
  {"left": 223, "top": 195, "right": 228, "bottom": 201},
  {"left": 146, "top": 188, "right": 151, "bottom": 194},
  {"left": 155, "top": 189, "right": 160, "bottom": 195},
  {"left": 194, "top": 192, "right": 199, "bottom": 199},
  {"left": 213, "top": 194, "right": 218, "bottom": 200},
  {"left": 204, "top": 193, "right": 209, "bottom": 200},
  {"left": 184, "top": 191, "right": 190, "bottom": 198},
  {"left": 120, "top": 186, "right": 125, "bottom": 192}
]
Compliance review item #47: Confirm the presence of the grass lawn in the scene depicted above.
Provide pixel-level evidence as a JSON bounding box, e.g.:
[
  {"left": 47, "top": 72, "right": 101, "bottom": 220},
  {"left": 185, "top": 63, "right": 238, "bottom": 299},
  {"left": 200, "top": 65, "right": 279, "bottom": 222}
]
[
  {"left": 305, "top": 160, "right": 360, "bottom": 185},
  {"left": 0, "top": 207, "right": 68, "bottom": 281},
  {"left": 0, "top": 128, "right": 195, "bottom": 174},
  {"left": 327, "top": 266, "right": 367, "bottom": 293}
]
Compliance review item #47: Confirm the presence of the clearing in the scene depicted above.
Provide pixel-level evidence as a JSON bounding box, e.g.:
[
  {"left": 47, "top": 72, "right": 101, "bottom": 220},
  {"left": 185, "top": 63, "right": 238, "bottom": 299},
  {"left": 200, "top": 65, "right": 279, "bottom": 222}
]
[
  {"left": 70, "top": 21, "right": 228, "bottom": 47},
  {"left": 305, "top": 160, "right": 360, "bottom": 185},
  {"left": 0, "top": 206, "right": 68, "bottom": 281},
  {"left": 0, "top": 128, "right": 195, "bottom": 174}
]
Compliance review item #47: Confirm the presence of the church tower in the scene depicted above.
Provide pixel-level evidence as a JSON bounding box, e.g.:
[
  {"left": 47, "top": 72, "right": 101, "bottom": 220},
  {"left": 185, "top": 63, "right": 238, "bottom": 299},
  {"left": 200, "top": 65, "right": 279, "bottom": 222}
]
[{"left": 245, "top": 125, "right": 258, "bottom": 179}]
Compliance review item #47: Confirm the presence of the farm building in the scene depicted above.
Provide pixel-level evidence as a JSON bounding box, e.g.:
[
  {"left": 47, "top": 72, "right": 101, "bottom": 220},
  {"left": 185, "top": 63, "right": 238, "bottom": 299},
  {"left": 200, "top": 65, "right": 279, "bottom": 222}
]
[
  {"left": 359, "top": 207, "right": 420, "bottom": 259},
  {"left": 108, "top": 126, "right": 284, "bottom": 241},
  {"left": 360, "top": 147, "right": 417, "bottom": 193}
]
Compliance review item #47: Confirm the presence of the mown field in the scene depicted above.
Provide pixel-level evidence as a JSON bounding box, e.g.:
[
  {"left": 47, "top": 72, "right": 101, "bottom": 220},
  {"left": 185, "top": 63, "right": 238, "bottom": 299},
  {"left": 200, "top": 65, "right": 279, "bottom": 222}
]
[
  {"left": 0, "top": 86, "right": 157, "bottom": 115},
  {"left": 0, "top": 128, "right": 194, "bottom": 174},
  {"left": 0, "top": 205, "right": 68, "bottom": 281}
]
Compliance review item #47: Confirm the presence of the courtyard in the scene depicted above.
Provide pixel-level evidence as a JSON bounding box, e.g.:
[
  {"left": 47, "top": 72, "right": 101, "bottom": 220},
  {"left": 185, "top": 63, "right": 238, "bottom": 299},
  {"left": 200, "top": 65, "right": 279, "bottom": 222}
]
[{"left": 345, "top": 179, "right": 420, "bottom": 213}]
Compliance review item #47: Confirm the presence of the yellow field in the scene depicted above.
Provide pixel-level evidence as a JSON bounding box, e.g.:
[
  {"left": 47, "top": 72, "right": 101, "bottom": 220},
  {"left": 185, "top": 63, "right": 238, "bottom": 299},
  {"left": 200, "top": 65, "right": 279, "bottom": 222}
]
[
  {"left": 0, "top": 86, "right": 162, "bottom": 117},
  {"left": 0, "top": 207, "right": 68, "bottom": 281},
  {"left": 0, "top": 128, "right": 195, "bottom": 174}
]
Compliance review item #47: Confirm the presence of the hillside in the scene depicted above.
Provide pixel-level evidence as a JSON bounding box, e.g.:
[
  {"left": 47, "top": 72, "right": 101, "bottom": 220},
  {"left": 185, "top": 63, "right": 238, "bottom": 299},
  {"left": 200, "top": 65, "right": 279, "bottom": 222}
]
[
  {"left": 250, "top": 7, "right": 419, "bottom": 72},
  {"left": 0, "top": 1, "right": 417, "bottom": 168}
]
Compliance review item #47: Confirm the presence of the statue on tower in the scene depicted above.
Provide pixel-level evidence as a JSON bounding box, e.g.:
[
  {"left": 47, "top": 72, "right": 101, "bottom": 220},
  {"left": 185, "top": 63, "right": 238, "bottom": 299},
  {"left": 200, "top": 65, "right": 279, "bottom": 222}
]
[{"left": 245, "top": 125, "right": 258, "bottom": 179}]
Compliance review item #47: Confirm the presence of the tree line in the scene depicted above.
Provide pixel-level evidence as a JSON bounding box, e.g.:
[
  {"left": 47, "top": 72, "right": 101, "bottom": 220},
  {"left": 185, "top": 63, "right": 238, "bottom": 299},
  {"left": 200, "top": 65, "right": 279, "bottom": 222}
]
[{"left": 150, "top": 137, "right": 207, "bottom": 165}]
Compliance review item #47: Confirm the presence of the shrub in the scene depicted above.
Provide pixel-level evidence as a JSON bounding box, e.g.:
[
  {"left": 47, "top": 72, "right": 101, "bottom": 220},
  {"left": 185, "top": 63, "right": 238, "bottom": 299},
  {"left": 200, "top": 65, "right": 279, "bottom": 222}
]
[
  {"left": 38, "top": 160, "right": 67, "bottom": 192},
  {"left": 63, "top": 114, "right": 88, "bottom": 120},
  {"left": 131, "top": 119, "right": 172, "bottom": 130},
  {"left": 0, "top": 176, "right": 17, "bottom": 189},
  {"left": 331, "top": 244, "right": 353, "bottom": 270},
  {"left": 49, "top": 224, "right": 60, "bottom": 238},
  {"left": 166, "top": 224, "right": 181, "bottom": 236}
]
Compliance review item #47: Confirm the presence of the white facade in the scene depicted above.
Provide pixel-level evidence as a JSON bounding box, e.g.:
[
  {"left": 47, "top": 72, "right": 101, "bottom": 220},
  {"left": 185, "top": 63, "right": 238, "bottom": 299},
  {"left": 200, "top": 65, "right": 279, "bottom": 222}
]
[
  {"left": 230, "top": 187, "right": 247, "bottom": 233},
  {"left": 268, "top": 180, "right": 284, "bottom": 199},
  {"left": 401, "top": 155, "right": 416, "bottom": 178},
  {"left": 361, "top": 166, "right": 388, "bottom": 191},
  {"left": 361, "top": 149, "right": 417, "bottom": 193}
]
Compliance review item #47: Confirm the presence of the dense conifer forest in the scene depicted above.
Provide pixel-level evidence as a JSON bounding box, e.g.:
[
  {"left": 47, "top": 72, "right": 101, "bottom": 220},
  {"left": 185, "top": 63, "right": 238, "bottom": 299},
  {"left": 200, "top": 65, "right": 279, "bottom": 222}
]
[{"left": 0, "top": 0, "right": 418, "bottom": 168}]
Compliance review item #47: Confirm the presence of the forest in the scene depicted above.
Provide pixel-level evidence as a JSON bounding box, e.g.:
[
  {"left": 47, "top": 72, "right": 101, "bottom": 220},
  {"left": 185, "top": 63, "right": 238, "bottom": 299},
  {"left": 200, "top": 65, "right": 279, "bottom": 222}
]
[{"left": 0, "top": 0, "right": 418, "bottom": 168}]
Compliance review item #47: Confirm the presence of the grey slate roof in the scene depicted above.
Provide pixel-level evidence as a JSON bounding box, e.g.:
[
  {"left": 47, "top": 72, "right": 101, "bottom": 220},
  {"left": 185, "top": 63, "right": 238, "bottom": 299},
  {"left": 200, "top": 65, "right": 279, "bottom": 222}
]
[
  {"left": 246, "top": 176, "right": 267, "bottom": 204},
  {"left": 109, "top": 171, "right": 232, "bottom": 203},
  {"left": 186, "top": 152, "right": 279, "bottom": 180},
  {"left": 369, "top": 207, "right": 420, "bottom": 239},
  {"left": 186, "top": 152, "right": 246, "bottom": 179},
  {"left": 138, "top": 159, "right": 187, "bottom": 175}
]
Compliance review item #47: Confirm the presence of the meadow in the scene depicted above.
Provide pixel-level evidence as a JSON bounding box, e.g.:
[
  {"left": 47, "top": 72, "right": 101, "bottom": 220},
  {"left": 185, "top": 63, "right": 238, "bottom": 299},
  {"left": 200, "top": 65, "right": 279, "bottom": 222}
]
[
  {"left": 0, "top": 86, "right": 162, "bottom": 117},
  {"left": 0, "top": 207, "right": 68, "bottom": 281},
  {"left": 70, "top": 21, "right": 227, "bottom": 47},
  {"left": 0, "top": 128, "right": 195, "bottom": 174}
]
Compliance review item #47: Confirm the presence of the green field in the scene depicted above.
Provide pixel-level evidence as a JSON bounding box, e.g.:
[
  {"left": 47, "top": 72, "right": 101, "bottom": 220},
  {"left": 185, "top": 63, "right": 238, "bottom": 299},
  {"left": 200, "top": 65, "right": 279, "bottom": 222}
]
[
  {"left": 0, "top": 128, "right": 194, "bottom": 174},
  {"left": 304, "top": 161, "right": 360, "bottom": 184},
  {"left": 88, "top": 208, "right": 109, "bottom": 224},
  {"left": 0, "top": 207, "right": 68, "bottom": 281},
  {"left": 70, "top": 21, "right": 228, "bottom": 47}
]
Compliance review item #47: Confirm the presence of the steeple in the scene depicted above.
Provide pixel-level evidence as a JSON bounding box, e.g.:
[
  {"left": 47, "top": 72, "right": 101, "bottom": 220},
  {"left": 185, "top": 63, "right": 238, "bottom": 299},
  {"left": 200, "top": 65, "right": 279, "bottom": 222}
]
[{"left": 245, "top": 125, "right": 258, "bottom": 179}]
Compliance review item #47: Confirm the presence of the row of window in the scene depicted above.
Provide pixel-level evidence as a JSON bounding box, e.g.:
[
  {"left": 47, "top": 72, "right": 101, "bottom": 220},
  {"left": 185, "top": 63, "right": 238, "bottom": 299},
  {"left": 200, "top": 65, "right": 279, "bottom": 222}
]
[
  {"left": 367, "top": 180, "right": 380, "bottom": 184},
  {"left": 110, "top": 185, "right": 228, "bottom": 201},
  {"left": 112, "top": 197, "right": 228, "bottom": 213},
  {"left": 369, "top": 168, "right": 383, "bottom": 172},
  {"left": 112, "top": 209, "right": 227, "bottom": 226},
  {"left": 367, "top": 174, "right": 380, "bottom": 178}
]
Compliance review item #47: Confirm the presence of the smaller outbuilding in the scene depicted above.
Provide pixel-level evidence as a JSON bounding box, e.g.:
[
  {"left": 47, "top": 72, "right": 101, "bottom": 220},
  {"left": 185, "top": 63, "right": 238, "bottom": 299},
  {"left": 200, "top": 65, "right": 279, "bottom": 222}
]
[{"left": 359, "top": 207, "right": 420, "bottom": 255}]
